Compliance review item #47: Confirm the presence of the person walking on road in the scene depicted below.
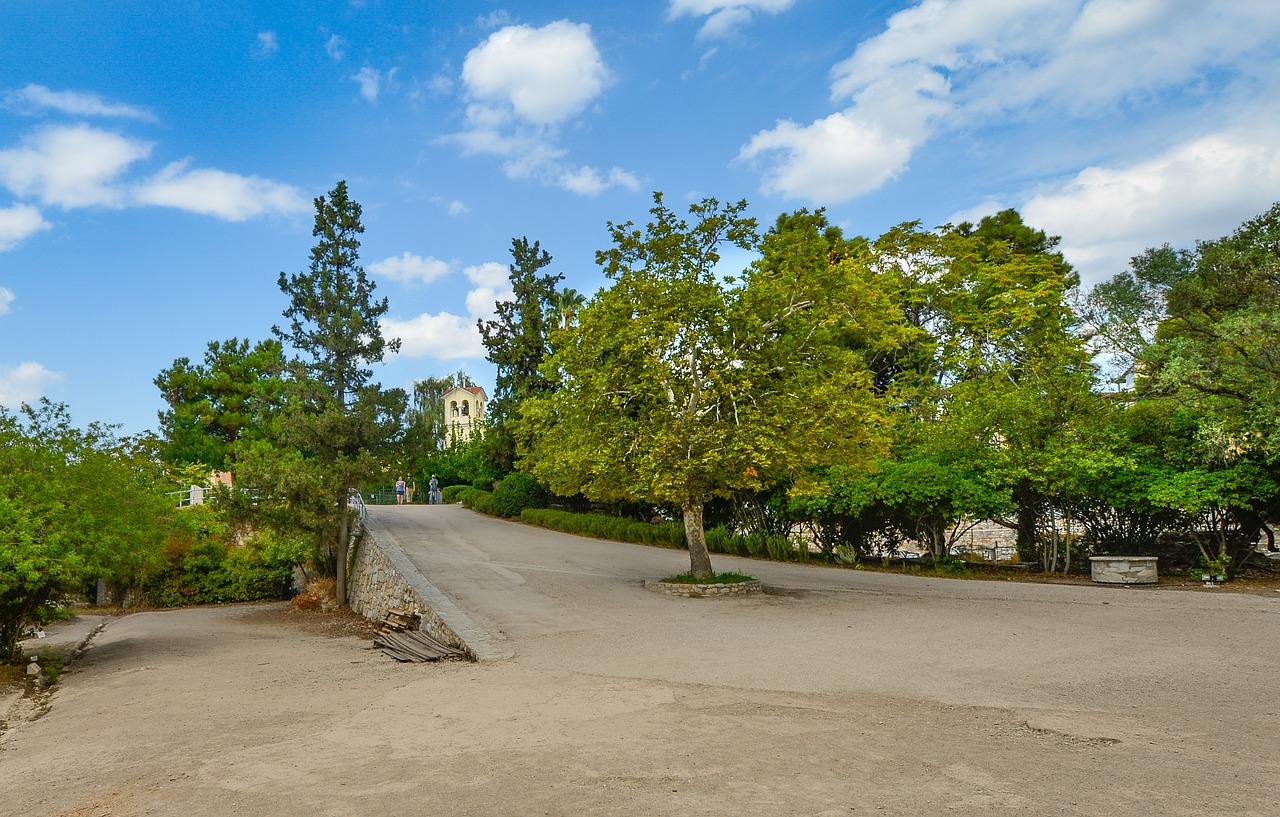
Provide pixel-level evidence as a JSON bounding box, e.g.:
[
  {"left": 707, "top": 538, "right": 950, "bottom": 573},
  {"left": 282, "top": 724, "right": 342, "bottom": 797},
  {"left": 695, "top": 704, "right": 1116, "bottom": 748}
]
[
  {"left": 428, "top": 474, "right": 440, "bottom": 505},
  {"left": 395, "top": 476, "right": 407, "bottom": 505}
]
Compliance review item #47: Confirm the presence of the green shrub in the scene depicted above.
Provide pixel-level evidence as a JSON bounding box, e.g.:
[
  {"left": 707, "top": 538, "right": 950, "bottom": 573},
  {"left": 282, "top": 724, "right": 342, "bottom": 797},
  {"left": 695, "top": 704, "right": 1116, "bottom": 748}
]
[
  {"left": 459, "top": 488, "right": 496, "bottom": 515},
  {"left": 441, "top": 484, "right": 468, "bottom": 503},
  {"left": 491, "top": 472, "right": 548, "bottom": 518},
  {"left": 141, "top": 520, "right": 304, "bottom": 607}
]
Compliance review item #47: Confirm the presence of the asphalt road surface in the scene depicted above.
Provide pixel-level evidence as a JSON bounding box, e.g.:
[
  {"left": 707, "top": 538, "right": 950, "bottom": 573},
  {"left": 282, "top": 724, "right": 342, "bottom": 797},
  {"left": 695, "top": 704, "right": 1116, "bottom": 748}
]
[{"left": 3, "top": 503, "right": 1278, "bottom": 817}]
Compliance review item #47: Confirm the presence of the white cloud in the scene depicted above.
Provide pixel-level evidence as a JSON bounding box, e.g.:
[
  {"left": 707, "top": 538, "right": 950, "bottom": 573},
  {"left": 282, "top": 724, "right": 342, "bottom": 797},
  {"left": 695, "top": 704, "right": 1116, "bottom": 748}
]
[
  {"left": 445, "top": 199, "right": 470, "bottom": 216},
  {"left": 0, "top": 361, "right": 65, "bottom": 408},
  {"left": 383, "top": 261, "right": 513, "bottom": 361},
  {"left": 368, "top": 252, "right": 454, "bottom": 285},
  {"left": 255, "top": 31, "right": 279, "bottom": 58},
  {"left": 3, "top": 84, "right": 156, "bottom": 121},
  {"left": 1023, "top": 129, "right": 1280, "bottom": 286},
  {"left": 382, "top": 312, "right": 487, "bottom": 360},
  {"left": 0, "top": 204, "right": 51, "bottom": 250},
  {"left": 0, "top": 124, "right": 151, "bottom": 209},
  {"left": 741, "top": 0, "right": 1280, "bottom": 204},
  {"left": 133, "top": 160, "right": 309, "bottom": 221},
  {"left": 738, "top": 111, "right": 924, "bottom": 203},
  {"left": 0, "top": 286, "right": 13, "bottom": 314},
  {"left": 462, "top": 21, "right": 610, "bottom": 125},
  {"left": 464, "top": 261, "right": 510, "bottom": 291},
  {"left": 666, "top": 1, "right": 798, "bottom": 39},
  {"left": 558, "top": 165, "right": 642, "bottom": 196},
  {"left": 353, "top": 67, "right": 383, "bottom": 102},
  {"left": 449, "top": 21, "right": 638, "bottom": 196},
  {"left": 327, "top": 34, "right": 348, "bottom": 61}
]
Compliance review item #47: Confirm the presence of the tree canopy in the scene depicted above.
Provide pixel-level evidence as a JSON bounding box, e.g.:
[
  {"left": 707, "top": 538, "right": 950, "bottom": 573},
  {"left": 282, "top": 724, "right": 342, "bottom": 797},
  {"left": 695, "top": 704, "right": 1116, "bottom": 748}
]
[{"left": 519, "top": 196, "right": 902, "bottom": 577}]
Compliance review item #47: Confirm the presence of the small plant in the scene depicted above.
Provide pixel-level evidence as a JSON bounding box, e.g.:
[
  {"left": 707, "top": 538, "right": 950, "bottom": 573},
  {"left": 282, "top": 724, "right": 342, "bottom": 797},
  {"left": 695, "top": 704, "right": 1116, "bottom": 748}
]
[
  {"left": 37, "top": 647, "right": 66, "bottom": 685},
  {"left": 834, "top": 544, "right": 859, "bottom": 565},
  {"left": 1188, "top": 554, "right": 1231, "bottom": 583},
  {"left": 660, "top": 571, "right": 755, "bottom": 584}
]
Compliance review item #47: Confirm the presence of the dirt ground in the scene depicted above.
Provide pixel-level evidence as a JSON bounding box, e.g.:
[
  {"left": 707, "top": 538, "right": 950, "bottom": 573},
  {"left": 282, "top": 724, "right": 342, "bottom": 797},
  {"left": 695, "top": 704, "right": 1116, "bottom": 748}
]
[
  {"left": 3, "top": 504, "right": 1280, "bottom": 817},
  {"left": 0, "top": 589, "right": 1276, "bottom": 817}
]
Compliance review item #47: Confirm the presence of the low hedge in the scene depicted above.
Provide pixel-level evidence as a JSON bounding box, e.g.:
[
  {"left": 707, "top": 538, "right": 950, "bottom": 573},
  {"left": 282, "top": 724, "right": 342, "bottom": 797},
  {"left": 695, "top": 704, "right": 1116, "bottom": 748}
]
[
  {"left": 705, "top": 525, "right": 802, "bottom": 561},
  {"left": 520, "top": 508, "right": 685, "bottom": 548}
]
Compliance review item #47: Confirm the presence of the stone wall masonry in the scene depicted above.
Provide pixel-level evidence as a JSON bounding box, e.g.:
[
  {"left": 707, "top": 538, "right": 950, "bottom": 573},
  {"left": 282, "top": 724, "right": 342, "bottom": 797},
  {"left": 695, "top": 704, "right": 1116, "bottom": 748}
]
[{"left": 345, "top": 516, "right": 510, "bottom": 661}]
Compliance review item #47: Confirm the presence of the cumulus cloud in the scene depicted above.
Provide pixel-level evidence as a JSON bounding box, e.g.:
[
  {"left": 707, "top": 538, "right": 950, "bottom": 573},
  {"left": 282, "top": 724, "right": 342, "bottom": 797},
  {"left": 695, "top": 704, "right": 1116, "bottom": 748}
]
[
  {"left": 666, "top": 0, "right": 798, "bottom": 39},
  {"left": 740, "top": 0, "right": 1280, "bottom": 204},
  {"left": 382, "top": 312, "right": 486, "bottom": 360},
  {"left": 739, "top": 111, "right": 923, "bottom": 203},
  {"left": 1023, "top": 130, "right": 1280, "bottom": 287},
  {"left": 255, "top": 31, "right": 279, "bottom": 58},
  {"left": 462, "top": 21, "right": 610, "bottom": 124},
  {"left": 133, "top": 161, "right": 308, "bottom": 221},
  {"left": 0, "top": 286, "right": 13, "bottom": 314},
  {"left": 0, "top": 204, "right": 51, "bottom": 251},
  {"left": 3, "top": 84, "right": 157, "bottom": 121},
  {"left": 447, "top": 21, "right": 635, "bottom": 195},
  {"left": 0, "top": 361, "right": 65, "bottom": 408},
  {"left": 382, "top": 261, "right": 513, "bottom": 361},
  {"left": 368, "top": 252, "right": 454, "bottom": 285},
  {"left": 0, "top": 124, "right": 151, "bottom": 209}
]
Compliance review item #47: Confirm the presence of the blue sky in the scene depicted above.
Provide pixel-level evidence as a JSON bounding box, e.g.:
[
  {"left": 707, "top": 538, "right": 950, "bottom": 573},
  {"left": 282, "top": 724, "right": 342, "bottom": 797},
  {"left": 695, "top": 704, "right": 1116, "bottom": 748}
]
[{"left": 3, "top": 1, "right": 1278, "bottom": 436}]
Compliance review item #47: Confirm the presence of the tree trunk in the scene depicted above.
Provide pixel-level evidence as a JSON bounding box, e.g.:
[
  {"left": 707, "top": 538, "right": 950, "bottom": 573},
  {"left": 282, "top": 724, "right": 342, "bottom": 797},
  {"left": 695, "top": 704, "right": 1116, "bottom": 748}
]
[
  {"left": 335, "top": 494, "right": 350, "bottom": 608},
  {"left": 682, "top": 501, "right": 715, "bottom": 579}
]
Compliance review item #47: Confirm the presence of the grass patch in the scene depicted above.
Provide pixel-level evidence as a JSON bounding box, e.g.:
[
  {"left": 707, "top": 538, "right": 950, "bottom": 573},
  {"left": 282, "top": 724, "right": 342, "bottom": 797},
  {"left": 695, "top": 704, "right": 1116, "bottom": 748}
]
[{"left": 660, "top": 571, "right": 756, "bottom": 584}]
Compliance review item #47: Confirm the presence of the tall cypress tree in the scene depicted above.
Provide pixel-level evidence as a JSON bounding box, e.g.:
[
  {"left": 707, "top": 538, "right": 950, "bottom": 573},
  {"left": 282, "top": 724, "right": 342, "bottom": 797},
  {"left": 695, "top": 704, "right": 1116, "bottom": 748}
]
[{"left": 239, "top": 180, "right": 404, "bottom": 605}]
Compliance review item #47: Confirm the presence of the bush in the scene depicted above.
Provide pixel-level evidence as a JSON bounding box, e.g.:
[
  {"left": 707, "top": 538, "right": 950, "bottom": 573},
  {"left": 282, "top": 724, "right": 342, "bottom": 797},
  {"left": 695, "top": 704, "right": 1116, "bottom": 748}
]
[
  {"left": 441, "top": 484, "right": 468, "bottom": 504},
  {"left": 491, "top": 472, "right": 548, "bottom": 518},
  {"left": 140, "top": 514, "right": 303, "bottom": 607},
  {"left": 459, "top": 487, "right": 496, "bottom": 516}
]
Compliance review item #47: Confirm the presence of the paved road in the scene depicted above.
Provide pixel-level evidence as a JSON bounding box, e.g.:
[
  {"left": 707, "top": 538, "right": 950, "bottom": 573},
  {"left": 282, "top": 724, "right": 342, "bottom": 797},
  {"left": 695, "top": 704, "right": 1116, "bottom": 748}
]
[
  {"left": 3, "top": 504, "right": 1278, "bottom": 817},
  {"left": 373, "top": 504, "right": 1280, "bottom": 713}
]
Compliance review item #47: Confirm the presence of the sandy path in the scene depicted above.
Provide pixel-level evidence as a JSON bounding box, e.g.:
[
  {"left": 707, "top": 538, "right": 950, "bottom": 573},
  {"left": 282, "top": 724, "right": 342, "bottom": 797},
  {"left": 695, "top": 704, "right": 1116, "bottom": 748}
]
[{"left": 2, "top": 505, "right": 1278, "bottom": 816}]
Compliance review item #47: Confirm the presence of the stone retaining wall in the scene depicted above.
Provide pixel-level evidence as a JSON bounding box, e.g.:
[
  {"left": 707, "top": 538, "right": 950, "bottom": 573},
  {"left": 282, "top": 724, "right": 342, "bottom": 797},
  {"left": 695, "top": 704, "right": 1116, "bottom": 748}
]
[
  {"left": 643, "top": 579, "right": 763, "bottom": 598},
  {"left": 346, "top": 523, "right": 476, "bottom": 660}
]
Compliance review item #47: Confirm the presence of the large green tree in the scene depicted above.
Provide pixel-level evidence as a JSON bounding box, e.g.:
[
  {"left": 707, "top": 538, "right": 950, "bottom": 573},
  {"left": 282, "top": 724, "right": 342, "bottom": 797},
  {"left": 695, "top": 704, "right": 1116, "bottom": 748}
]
[
  {"left": 154, "top": 337, "right": 286, "bottom": 471},
  {"left": 238, "top": 180, "right": 403, "bottom": 605},
  {"left": 1146, "top": 203, "right": 1280, "bottom": 457},
  {"left": 519, "top": 195, "right": 900, "bottom": 577}
]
